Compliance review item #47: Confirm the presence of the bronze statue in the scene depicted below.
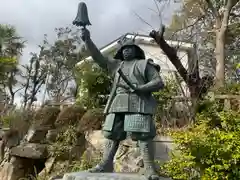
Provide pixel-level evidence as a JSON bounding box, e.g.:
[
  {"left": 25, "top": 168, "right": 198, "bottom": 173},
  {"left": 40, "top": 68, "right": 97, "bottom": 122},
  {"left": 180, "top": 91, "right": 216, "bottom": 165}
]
[{"left": 73, "top": 3, "right": 164, "bottom": 180}]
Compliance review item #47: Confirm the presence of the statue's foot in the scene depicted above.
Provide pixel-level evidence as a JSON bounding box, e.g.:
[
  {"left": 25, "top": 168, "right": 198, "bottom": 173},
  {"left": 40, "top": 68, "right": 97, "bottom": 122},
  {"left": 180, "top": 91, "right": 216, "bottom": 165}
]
[
  {"left": 144, "top": 174, "right": 159, "bottom": 180},
  {"left": 146, "top": 174, "right": 159, "bottom": 180},
  {"left": 88, "top": 163, "right": 114, "bottom": 173},
  {"left": 142, "top": 169, "right": 159, "bottom": 180}
]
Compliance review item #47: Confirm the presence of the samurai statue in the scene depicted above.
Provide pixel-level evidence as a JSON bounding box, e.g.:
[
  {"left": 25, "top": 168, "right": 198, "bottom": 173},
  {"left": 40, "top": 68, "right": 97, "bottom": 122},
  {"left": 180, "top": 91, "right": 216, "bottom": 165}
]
[{"left": 79, "top": 28, "right": 164, "bottom": 180}]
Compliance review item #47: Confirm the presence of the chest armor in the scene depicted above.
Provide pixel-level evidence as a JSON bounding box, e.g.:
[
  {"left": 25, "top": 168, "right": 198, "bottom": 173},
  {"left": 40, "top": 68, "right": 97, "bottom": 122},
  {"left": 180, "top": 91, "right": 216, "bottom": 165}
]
[
  {"left": 106, "top": 59, "right": 157, "bottom": 114},
  {"left": 116, "top": 61, "right": 144, "bottom": 94}
]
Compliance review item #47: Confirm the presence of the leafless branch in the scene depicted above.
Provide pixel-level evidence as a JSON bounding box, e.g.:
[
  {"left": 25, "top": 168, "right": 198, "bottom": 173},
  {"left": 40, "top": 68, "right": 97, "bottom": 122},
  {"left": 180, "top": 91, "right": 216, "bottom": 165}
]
[
  {"left": 133, "top": 11, "right": 155, "bottom": 29},
  {"left": 205, "top": 0, "right": 221, "bottom": 22},
  {"left": 221, "top": 0, "right": 238, "bottom": 31}
]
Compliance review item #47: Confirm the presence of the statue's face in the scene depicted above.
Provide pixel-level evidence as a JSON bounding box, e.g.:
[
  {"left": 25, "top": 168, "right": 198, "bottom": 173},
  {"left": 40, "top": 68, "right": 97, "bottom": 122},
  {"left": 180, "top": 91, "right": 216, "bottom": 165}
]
[{"left": 122, "top": 46, "right": 136, "bottom": 61}]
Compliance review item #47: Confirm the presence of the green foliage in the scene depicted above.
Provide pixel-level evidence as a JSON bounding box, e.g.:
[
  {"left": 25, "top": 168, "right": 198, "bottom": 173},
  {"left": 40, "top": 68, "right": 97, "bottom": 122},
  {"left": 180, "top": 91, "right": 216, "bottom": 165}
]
[
  {"left": 0, "top": 56, "right": 17, "bottom": 84},
  {"left": 76, "top": 61, "right": 111, "bottom": 108},
  {"left": 163, "top": 107, "right": 240, "bottom": 179},
  {"left": 0, "top": 56, "right": 17, "bottom": 69},
  {"left": 69, "top": 151, "right": 101, "bottom": 171},
  {"left": 77, "top": 108, "right": 105, "bottom": 133},
  {"left": 0, "top": 109, "right": 34, "bottom": 138},
  {"left": 49, "top": 125, "right": 80, "bottom": 158},
  {"left": 215, "top": 83, "right": 240, "bottom": 95},
  {"left": 54, "top": 105, "right": 86, "bottom": 128},
  {"left": 0, "top": 24, "right": 24, "bottom": 89},
  {"left": 197, "top": 82, "right": 240, "bottom": 114},
  {"left": 153, "top": 77, "right": 179, "bottom": 124}
]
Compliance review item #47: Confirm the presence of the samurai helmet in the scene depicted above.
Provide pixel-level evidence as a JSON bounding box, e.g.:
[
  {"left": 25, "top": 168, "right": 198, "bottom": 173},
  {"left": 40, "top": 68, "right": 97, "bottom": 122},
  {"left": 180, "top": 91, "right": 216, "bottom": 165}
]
[{"left": 114, "top": 33, "right": 145, "bottom": 60}]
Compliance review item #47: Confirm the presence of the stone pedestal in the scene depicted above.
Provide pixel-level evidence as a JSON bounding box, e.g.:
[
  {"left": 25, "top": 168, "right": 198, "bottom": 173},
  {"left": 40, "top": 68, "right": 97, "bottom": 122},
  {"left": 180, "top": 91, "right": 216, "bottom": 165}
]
[{"left": 62, "top": 172, "right": 171, "bottom": 180}]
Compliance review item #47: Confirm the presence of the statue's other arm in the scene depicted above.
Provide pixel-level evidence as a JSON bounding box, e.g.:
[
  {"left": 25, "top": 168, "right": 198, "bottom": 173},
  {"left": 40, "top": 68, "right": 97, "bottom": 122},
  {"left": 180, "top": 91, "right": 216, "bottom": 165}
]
[{"left": 138, "top": 63, "right": 164, "bottom": 93}]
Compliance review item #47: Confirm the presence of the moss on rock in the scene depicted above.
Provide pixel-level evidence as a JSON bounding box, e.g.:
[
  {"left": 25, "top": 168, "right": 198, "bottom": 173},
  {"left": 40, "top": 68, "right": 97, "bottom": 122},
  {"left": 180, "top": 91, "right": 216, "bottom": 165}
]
[
  {"left": 55, "top": 105, "right": 86, "bottom": 128},
  {"left": 77, "top": 108, "right": 105, "bottom": 133},
  {"left": 33, "top": 106, "right": 60, "bottom": 128}
]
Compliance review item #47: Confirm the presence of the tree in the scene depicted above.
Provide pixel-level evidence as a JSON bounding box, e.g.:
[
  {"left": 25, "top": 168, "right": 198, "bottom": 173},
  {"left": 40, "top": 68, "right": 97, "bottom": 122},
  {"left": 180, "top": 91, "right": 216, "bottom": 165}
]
[
  {"left": 41, "top": 27, "right": 84, "bottom": 103},
  {"left": 149, "top": 0, "right": 239, "bottom": 121},
  {"left": 160, "top": 0, "right": 239, "bottom": 86},
  {"left": 0, "top": 24, "right": 25, "bottom": 105},
  {"left": 208, "top": 0, "right": 239, "bottom": 87},
  {"left": 20, "top": 47, "right": 47, "bottom": 109}
]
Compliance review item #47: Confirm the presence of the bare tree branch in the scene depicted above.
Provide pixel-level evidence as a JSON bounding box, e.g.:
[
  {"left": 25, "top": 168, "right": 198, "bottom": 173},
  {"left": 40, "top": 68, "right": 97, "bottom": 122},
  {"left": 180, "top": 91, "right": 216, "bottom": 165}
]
[
  {"left": 205, "top": 0, "right": 221, "bottom": 27},
  {"left": 221, "top": 0, "right": 238, "bottom": 32}
]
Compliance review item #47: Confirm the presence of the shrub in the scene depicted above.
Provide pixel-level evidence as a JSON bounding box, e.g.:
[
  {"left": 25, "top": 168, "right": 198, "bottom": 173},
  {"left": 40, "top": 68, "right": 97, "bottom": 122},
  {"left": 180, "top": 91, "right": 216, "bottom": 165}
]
[
  {"left": 49, "top": 125, "right": 85, "bottom": 160},
  {"left": 153, "top": 78, "right": 183, "bottom": 128},
  {"left": 77, "top": 108, "right": 105, "bottom": 133},
  {"left": 76, "top": 61, "right": 111, "bottom": 109},
  {"left": 215, "top": 83, "right": 240, "bottom": 95},
  {"left": 163, "top": 109, "right": 240, "bottom": 179},
  {"left": 69, "top": 151, "right": 101, "bottom": 171},
  {"left": 33, "top": 106, "right": 60, "bottom": 128},
  {"left": 55, "top": 105, "right": 86, "bottom": 128},
  {"left": 1, "top": 109, "right": 34, "bottom": 138}
]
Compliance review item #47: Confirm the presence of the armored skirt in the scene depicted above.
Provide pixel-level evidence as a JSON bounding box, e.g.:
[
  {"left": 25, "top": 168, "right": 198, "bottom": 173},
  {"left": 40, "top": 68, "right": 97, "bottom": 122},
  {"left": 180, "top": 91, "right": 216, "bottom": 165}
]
[
  {"left": 102, "top": 113, "right": 156, "bottom": 141},
  {"left": 102, "top": 93, "right": 157, "bottom": 141}
]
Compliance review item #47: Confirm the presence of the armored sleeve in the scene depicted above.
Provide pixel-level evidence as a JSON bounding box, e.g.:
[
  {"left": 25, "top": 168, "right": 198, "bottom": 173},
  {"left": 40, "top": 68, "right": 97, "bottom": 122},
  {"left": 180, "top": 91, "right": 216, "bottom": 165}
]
[
  {"left": 145, "top": 64, "right": 161, "bottom": 82},
  {"left": 145, "top": 59, "right": 162, "bottom": 82},
  {"left": 143, "top": 60, "right": 164, "bottom": 92}
]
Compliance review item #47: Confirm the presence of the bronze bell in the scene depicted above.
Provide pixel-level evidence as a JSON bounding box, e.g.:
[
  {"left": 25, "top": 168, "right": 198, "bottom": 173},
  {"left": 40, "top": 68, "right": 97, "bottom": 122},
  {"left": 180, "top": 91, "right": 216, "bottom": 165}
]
[{"left": 73, "top": 2, "right": 91, "bottom": 27}]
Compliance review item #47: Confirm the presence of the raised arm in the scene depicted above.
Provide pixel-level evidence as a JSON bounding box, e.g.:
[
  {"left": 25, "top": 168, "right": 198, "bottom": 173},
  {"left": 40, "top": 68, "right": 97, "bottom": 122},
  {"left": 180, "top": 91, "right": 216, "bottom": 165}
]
[{"left": 80, "top": 28, "right": 117, "bottom": 71}]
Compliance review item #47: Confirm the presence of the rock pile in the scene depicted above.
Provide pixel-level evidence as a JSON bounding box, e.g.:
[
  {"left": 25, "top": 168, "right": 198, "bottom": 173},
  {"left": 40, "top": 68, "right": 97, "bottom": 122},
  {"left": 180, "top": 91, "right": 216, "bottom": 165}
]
[
  {"left": 0, "top": 106, "right": 87, "bottom": 180},
  {"left": 0, "top": 105, "right": 172, "bottom": 180}
]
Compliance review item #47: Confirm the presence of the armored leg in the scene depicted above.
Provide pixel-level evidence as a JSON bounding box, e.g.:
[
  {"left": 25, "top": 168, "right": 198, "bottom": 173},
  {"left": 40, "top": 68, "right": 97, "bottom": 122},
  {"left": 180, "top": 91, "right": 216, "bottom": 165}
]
[
  {"left": 88, "top": 139, "right": 120, "bottom": 172},
  {"left": 89, "top": 113, "right": 126, "bottom": 173},
  {"left": 139, "top": 140, "right": 159, "bottom": 180}
]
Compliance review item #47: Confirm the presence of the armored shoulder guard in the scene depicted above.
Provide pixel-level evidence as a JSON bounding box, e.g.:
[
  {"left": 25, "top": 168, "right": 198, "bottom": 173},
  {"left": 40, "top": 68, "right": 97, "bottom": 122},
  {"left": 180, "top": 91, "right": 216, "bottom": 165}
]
[{"left": 147, "top": 58, "right": 161, "bottom": 72}]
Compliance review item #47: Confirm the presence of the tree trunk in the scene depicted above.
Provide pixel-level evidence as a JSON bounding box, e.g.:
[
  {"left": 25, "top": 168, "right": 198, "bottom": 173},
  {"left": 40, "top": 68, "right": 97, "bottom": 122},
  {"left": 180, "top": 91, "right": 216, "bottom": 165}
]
[
  {"left": 206, "top": 0, "right": 238, "bottom": 87},
  {"left": 215, "top": 31, "right": 225, "bottom": 87}
]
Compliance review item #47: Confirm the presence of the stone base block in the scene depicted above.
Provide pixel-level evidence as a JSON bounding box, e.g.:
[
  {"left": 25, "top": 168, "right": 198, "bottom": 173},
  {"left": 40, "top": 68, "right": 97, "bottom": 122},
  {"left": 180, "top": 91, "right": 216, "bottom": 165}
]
[{"left": 62, "top": 172, "right": 170, "bottom": 180}]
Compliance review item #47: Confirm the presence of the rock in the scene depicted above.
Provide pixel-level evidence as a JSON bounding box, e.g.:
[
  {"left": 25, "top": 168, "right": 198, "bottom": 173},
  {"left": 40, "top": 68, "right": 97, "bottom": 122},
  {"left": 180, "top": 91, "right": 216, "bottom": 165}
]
[
  {"left": 46, "top": 161, "right": 69, "bottom": 179},
  {"left": 33, "top": 106, "right": 60, "bottom": 128},
  {"left": 46, "top": 129, "right": 58, "bottom": 143},
  {"left": 55, "top": 105, "right": 86, "bottom": 128},
  {"left": 0, "top": 157, "right": 25, "bottom": 180},
  {"left": 10, "top": 143, "right": 48, "bottom": 159},
  {"left": 85, "top": 131, "right": 106, "bottom": 152},
  {"left": 0, "top": 141, "right": 4, "bottom": 162},
  {"left": 23, "top": 126, "right": 50, "bottom": 143},
  {"left": 115, "top": 146, "right": 143, "bottom": 173},
  {"left": 0, "top": 128, "right": 10, "bottom": 139},
  {"left": 38, "top": 157, "right": 56, "bottom": 177},
  {"left": 78, "top": 108, "right": 105, "bottom": 133},
  {"left": 49, "top": 175, "right": 63, "bottom": 180},
  {"left": 0, "top": 128, "right": 20, "bottom": 148},
  {"left": 62, "top": 172, "right": 171, "bottom": 180}
]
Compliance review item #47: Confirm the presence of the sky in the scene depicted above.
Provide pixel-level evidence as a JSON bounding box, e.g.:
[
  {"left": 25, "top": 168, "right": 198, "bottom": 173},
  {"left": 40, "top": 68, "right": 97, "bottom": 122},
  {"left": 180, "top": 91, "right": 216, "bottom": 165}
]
[{"left": 0, "top": 0, "right": 180, "bottom": 105}]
